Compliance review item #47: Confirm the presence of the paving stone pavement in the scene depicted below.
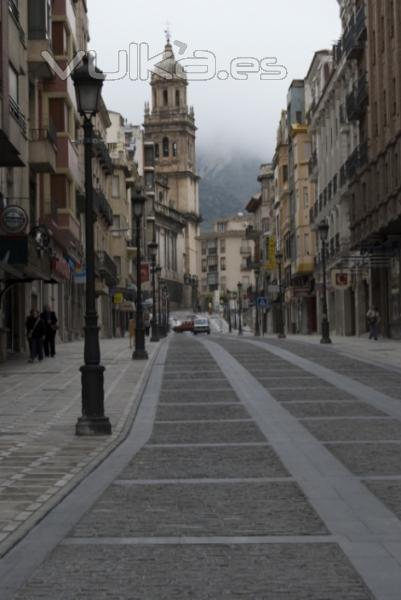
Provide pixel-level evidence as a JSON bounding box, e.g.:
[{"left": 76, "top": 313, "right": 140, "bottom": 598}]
[
  {"left": 0, "top": 336, "right": 160, "bottom": 557},
  {"left": 6, "top": 333, "right": 398, "bottom": 599}
]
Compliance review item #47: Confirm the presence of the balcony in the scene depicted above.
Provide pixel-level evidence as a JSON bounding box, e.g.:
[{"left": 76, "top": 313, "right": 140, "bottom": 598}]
[
  {"left": 207, "top": 272, "right": 218, "bottom": 286},
  {"left": 8, "top": 0, "right": 26, "bottom": 44},
  {"left": 9, "top": 96, "right": 27, "bottom": 136},
  {"left": 93, "top": 189, "right": 113, "bottom": 227},
  {"left": 29, "top": 126, "right": 57, "bottom": 173},
  {"left": 245, "top": 225, "right": 259, "bottom": 241},
  {"left": 343, "top": 17, "right": 364, "bottom": 61},
  {"left": 345, "top": 142, "right": 368, "bottom": 180},
  {"left": 240, "top": 244, "right": 252, "bottom": 255},
  {"left": 28, "top": 0, "right": 54, "bottom": 79},
  {"left": 56, "top": 137, "right": 80, "bottom": 183},
  {"left": 96, "top": 251, "right": 118, "bottom": 287},
  {"left": 308, "top": 150, "right": 318, "bottom": 181},
  {"left": 154, "top": 201, "right": 186, "bottom": 226},
  {"left": 346, "top": 76, "right": 368, "bottom": 122},
  {"left": 355, "top": 4, "right": 367, "bottom": 42},
  {"left": 93, "top": 134, "right": 113, "bottom": 175}
]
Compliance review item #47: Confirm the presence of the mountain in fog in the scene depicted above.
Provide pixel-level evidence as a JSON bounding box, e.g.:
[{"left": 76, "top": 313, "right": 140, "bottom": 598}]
[{"left": 197, "top": 149, "right": 262, "bottom": 231}]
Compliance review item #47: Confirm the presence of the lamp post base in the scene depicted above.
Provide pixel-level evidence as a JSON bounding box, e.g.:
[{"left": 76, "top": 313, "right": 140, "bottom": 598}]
[
  {"left": 320, "top": 319, "right": 332, "bottom": 344},
  {"left": 133, "top": 349, "right": 149, "bottom": 360},
  {"left": 76, "top": 416, "right": 112, "bottom": 436},
  {"left": 150, "top": 323, "right": 159, "bottom": 343},
  {"left": 278, "top": 332, "right": 286, "bottom": 339}
]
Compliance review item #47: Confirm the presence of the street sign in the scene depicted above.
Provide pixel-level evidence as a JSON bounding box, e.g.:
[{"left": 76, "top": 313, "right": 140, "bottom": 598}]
[
  {"left": 257, "top": 296, "right": 269, "bottom": 307},
  {"left": 140, "top": 262, "right": 150, "bottom": 283}
]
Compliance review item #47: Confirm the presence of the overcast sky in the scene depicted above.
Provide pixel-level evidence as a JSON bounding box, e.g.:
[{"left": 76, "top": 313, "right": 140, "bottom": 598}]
[{"left": 87, "top": 0, "right": 341, "bottom": 160}]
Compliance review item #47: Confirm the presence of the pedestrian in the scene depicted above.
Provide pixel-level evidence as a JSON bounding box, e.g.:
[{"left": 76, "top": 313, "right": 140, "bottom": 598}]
[
  {"left": 367, "top": 306, "right": 380, "bottom": 340},
  {"left": 41, "top": 305, "right": 58, "bottom": 357},
  {"left": 128, "top": 316, "right": 136, "bottom": 349},
  {"left": 26, "top": 309, "right": 46, "bottom": 363},
  {"left": 144, "top": 309, "right": 151, "bottom": 337}
]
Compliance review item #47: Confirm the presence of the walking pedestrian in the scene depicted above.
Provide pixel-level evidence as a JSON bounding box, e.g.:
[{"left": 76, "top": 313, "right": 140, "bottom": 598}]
[
  {"left": 128, "top": 316, "right": 136, "bottom": 349},
  {"left": 367, "top": 306, "right": 380, "bottom": 340},
  {"left": 41, "top": 305, "right": 58, "bottom": 357},
  {"left": 26, "top": 309, "right": 46, "bottom": 363}
]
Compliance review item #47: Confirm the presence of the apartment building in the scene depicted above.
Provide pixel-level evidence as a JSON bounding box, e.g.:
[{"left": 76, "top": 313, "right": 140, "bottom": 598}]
[{"left": 197, "top": 214, "right": 255, "bottom": 310}]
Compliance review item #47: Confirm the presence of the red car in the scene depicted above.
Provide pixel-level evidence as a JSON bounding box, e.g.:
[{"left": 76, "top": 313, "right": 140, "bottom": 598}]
[{"left": 173, "top": 319, "right": 194, "bottom": 333}]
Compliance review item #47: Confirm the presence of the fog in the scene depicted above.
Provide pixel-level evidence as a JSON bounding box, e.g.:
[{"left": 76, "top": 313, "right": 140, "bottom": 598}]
[{"left": 87, "top": 0, "right": 341, "bottom": 160}]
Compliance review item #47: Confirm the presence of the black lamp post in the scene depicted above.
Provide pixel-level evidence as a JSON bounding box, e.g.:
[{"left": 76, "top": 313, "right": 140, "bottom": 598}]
[
  {"left": 227, "top": 290, "right": 232, "bottom": 333},
  {"left": 319, "top": 219, "right": 332, "bottom": 344},
  {"left": 148, "top": 241, "right": 159, "bottom": 343},
  {"left": 156, "top": 270, "right": 164, "bottom": 337},
  {"left": 72, "top": 54, "right": 111, "bottom": 436},
  {"left": 254, "top": 268, "right": 260, "bottom": 337},
  {"left": 276, "top": 251, "right": 286, "bottom": 339},
  {"left": 132, "top": 188, "right": 148, "bottom": 360},
  {"left": 237, "top": 282, "right": 243, "bottom": 335}
]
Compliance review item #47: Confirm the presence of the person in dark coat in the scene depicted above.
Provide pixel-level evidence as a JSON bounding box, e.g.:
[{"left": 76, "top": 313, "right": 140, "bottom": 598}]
[
  {"left": 26, "top": 309, "right": 46, "bottom": 363},
  {"left": 41, "top": 305, "right": 58, "bottom": 357}
]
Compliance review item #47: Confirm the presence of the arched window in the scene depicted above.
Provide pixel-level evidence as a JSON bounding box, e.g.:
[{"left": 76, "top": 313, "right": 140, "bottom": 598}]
[
  {"left": 155, "top": 143, "right": 159, "bottom": 158},
  {"left": 172, "top": 142, "right": 177, "bottom": 157},
  {"left": 175, "top": 90, "right": 180, "bottom": 107},
  {"left": 163, "top": 137, "right": 169, "bottom": 157},
  {"left": 163, "top": 89, "right": 168, "bottom": 106}
]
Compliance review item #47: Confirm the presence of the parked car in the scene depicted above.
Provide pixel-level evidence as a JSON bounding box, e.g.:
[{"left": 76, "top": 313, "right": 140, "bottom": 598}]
[{"left": 193, "top": 317, "right": 211, "bottom": 335}]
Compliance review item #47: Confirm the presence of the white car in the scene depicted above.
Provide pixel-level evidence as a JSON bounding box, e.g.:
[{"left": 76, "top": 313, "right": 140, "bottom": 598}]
[{"left": 193, "top": 317, "right": 211, "bottom": 335}]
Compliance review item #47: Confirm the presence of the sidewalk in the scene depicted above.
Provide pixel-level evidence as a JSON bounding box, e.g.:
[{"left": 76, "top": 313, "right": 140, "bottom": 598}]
[{"left": 0, "top": 335, "right": 162, "bottom": 557}]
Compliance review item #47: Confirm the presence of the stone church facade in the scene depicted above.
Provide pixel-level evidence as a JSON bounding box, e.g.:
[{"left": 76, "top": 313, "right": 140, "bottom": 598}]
[{"left": 143, "top": 38, "right": 201, "bottom": 308}]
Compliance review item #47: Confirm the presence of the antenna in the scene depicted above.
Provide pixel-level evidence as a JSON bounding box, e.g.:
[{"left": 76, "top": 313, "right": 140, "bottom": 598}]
[{"left": 164, "top": 21, "right": 171, "bottom": 44}]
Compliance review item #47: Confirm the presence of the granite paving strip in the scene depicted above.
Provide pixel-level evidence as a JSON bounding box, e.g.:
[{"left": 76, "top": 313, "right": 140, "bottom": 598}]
[
  {"left": 155, "top": 403, "right": 250, "bottom": 421},
  {"left": 204, "top": 337, "right": 401, "bottom": 600},
  {"left": 13, "top": 543, "right": 375, "bottom": 600},
  {"left": 327, "top": 442, "right": 401, "bottom": 477}
]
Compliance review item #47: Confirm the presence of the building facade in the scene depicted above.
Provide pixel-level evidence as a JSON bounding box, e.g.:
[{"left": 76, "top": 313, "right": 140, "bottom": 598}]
[{"left": 143, "top": 37, "right": 201, "bottom": 309}]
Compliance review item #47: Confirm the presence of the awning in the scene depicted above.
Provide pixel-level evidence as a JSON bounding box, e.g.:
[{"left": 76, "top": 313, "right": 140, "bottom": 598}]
[{"left": 0, "top": 131, "right": 25, "bottom": 167}]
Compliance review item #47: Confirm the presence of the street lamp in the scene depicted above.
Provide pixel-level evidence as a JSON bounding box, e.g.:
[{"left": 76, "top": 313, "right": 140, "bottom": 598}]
[
  {"left": 156, "top": 268, "right": 165, "bottom": 338},
  {"left": 237, "top": 282, "right": 243, "bottom": 335},
  {"left": 318, "top": 219, "right": 332, "bottom": 344},
  {"left": 254, "top": 268, "right": 260, "bottom": 337},
  {"left": 275, "top": 251, "right": 286, "bottom": 339},
  {"left": 227, "top": 290, "right": 232, "bottom": 333},
  {"left": 132, "top": 187, "right": 148, "bottom": 360},
  {"left": 72, "top": 54, "right": 111, "bottom": 436},
  {"left": 148, "top": 241, "right": 159, "bottom": 343}
]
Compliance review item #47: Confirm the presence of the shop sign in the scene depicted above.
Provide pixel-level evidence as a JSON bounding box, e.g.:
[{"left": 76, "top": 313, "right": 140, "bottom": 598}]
[
  {"left": 52, "top": 257, "right": 71, "bottom": 280},
  {"left": 265, "top": 236, "right": 276, "bottom": 271},
  {"left": 332, "top": 270, "right": 351, "bottom": 289},
  {"left": 0, "top": 206, "right": 28, "bottom": 235},
  {"left": 113, "top": 292, "right": 124, "bottom": 304},
  {"left": 140, "top": 262, "right": 150, "bottom": 283}
]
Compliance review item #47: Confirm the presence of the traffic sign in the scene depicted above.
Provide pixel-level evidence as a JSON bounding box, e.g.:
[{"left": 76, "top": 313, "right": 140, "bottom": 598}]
[{"left": 257, "top": 296, "right": 269, "bottom": 307}]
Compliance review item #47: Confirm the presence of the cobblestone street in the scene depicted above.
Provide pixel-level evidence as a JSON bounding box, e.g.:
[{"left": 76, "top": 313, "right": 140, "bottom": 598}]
[{"left": 1, "top": 333, "right": 401, "bottom": 598}]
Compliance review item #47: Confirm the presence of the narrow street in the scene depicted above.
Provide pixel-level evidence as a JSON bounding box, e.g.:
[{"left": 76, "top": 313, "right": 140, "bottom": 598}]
[{"left": 1, "top": 333, "right": 401, "bottom": 599}]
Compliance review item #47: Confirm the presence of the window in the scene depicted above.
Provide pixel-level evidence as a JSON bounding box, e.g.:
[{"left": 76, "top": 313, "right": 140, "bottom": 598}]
[
  {"left": 217, "top": 222, "right": 226, "bottom": 233},
  {"left": 113, "top": 256, "right": 121, "bottom": 276},
  {"left": 162, "top": 137, "right": 169, "bottom": 157},
  {"left": 303, "top": 187, "right": 309, "bottom": 208},
  {"left": 282, "top": 165, "right": 288, "bottom": 183},
  {"left": 296, "top": 111, "right": 302, "bottom": 123},
  {"left": 172, "top": 142, "right": 177, "bottom": 157},
  {"left": 262, "top": 218, "right": 269, "bottom": 233},
  {"left": 220, "top": 257, "right": 226, "bottom": 271},
  {"left": 155, "top": 143, "right": 159, "bottom": 158},
  {"left": 9, "top": 64, "right": 18, "bottom": 103},
  {"left": 384, "top": 90, "right": 388, "bottom": 127},
  {"left": 201, "top": 259, "right": 207, "bottom": 273},
  {"left": 49, "top": 98, "right": 67, "bottom": 132},
  {"left": 303, "top": 142, "right": 311, "bottom": 161},
  {"left": 201, "top": 242, "right": 207, "bottom": 255},
  {"left": 175, "top": 89, "right": 180, "bottom": 107},
  {"left": 112, "top": 215, "right": 121, "bottom": 236},
  {"left": 220, "top": 239, "right": 226, "bottom": 253},
  {"left": 163, "top": 89, "right": 168, "bottom": 106},
  {"left": 112, "top": 176, "right": 119, "bottom": 197},
  {"left": 304, "top": 233, "right": 309, "bottom": 255}
]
